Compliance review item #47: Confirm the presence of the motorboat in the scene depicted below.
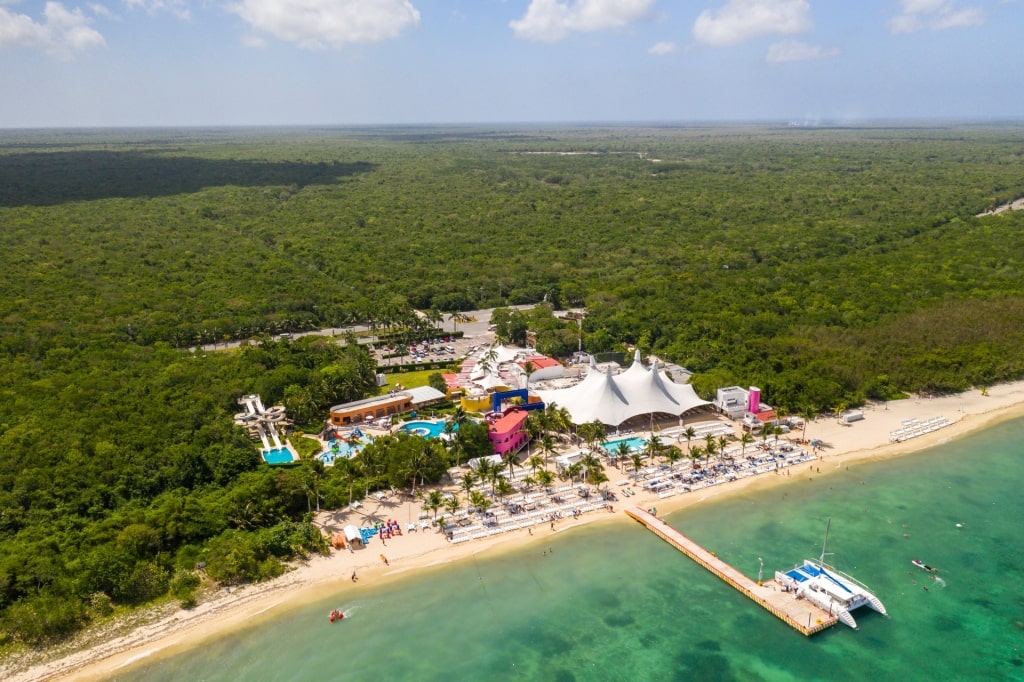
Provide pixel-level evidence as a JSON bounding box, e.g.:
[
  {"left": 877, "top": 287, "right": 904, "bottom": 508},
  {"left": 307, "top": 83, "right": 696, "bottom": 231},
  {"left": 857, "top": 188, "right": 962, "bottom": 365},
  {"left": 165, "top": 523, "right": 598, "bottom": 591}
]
[{"left": 775, "top": 518, "right": 888, "bottom": 629}]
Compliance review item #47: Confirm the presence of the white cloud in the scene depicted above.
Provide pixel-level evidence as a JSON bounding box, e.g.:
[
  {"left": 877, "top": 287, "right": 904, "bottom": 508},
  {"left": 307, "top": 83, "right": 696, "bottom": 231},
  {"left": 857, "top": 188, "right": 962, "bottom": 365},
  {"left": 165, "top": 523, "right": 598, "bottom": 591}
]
[
  {"left": 122, "top": 0, "right": 189, "bottom": 20},
  {"left": 88, "top": 3, "right": 114, "bottom": 18},
  {"left": 509, "top": 0, "right": 655, "bottom": 43},
  {"left": 766, "top": 39, "right": 837, "bottom": 62},
  {"left": 647, "top": 40, "right": 676, "bottom": 55},
  {"left": 693, "top": 0, "right": 811, "bottom": 46},
  {"left": 229, "top": 0, "right": 420, "bottom": 49},
  {"left": 887, "top": 0, "right": 984, "bottom": 34},
  {"left": 0, "top": 1, "right": 105, "bottom": 55}
]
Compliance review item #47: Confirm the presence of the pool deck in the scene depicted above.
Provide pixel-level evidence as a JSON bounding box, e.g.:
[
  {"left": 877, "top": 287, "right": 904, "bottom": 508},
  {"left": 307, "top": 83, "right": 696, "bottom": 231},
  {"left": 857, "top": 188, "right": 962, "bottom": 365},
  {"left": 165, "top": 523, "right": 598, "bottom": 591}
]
[{"left": 625, "top": 507, "right": 838, "bottom": 636}]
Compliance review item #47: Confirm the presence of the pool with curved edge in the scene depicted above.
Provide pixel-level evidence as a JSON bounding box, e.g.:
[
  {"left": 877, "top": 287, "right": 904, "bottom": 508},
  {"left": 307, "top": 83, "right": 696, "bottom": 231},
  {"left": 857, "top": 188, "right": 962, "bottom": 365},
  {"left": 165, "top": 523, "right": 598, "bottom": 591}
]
[
  {"left": 399, "top": 420, "right": 454, "bottom": 439},
  {"left": 317, "top": 437, "right": 372, "bottom": 466}
]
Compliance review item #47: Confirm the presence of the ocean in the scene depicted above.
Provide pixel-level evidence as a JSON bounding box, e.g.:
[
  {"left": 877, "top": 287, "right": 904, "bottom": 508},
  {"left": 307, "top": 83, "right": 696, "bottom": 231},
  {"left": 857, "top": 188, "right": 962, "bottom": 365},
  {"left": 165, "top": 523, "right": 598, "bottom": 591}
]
[{"left": 113, "top": 418, "right": 1024, "bottom": 681}]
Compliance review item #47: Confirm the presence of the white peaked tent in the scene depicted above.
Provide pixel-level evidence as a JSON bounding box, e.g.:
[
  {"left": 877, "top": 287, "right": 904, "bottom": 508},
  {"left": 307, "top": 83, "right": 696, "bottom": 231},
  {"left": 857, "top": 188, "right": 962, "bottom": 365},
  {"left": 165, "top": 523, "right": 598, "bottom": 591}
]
[{"left": 535, "top": 351, "right": 709, "bottom": 427}]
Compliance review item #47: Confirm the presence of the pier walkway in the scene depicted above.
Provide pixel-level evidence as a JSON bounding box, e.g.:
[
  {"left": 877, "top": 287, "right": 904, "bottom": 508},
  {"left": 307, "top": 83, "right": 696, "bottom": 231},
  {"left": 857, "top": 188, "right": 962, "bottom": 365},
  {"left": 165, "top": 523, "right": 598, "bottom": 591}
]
[{"left": 625, "top": 507, "right": 838, "bottom": 636}]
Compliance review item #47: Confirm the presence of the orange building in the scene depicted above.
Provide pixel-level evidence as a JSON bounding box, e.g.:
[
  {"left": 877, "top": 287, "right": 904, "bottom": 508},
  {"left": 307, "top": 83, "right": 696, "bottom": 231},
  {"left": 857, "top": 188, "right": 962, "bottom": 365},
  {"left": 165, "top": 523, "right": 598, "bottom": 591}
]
[{"left": 328, "top": 393, "right": 413, "bottom": 426}]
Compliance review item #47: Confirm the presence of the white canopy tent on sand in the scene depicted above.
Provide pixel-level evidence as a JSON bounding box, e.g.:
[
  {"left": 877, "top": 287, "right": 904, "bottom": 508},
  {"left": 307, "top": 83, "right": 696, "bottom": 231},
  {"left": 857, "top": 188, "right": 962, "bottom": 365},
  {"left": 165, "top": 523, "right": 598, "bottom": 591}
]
[{"left": 535, "top": 350, "right": 709, "bottom": 427}]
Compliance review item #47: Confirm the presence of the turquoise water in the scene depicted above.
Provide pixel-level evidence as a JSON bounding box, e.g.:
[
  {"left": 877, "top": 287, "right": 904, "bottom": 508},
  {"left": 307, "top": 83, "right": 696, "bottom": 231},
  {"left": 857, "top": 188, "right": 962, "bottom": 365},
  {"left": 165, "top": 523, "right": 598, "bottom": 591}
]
[
  {"left": 317, "top": 437, "right": 372, "bottom": 466},
  {"left": 114, "top": 418, "right": 1024, "bottom": 681},
  {"left": 260, "top": 447, "right": 295, "bottom": 465},
  {"left": 604, "top": 435, "right": 649, "bottom": 453},
  {"left": 401, "top": 420, "right": 452, "bottom": 439}
]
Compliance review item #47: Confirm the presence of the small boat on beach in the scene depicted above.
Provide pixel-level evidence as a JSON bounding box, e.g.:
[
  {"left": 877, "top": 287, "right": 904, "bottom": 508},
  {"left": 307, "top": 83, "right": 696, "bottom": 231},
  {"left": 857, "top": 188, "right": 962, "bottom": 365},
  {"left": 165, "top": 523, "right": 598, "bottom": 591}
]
[
  {"left": 775, "top": 519, "right": 888, "bottom": 629},
  {"left": 912, "top": 559, "right": 937, "bottom": 572}
]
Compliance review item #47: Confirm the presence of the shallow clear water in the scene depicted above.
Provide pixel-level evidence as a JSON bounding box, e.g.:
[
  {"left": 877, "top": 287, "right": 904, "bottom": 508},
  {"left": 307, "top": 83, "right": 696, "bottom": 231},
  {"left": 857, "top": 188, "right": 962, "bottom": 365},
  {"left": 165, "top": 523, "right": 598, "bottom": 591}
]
[
  {"left": 603, "top": 436, "right": 649, "bottom": 452},
  {"left": 115, "top": 418, "right": 1024, "bottom": 681},
  {"left": 400, "top": 420, "right": 450, "bottom": 439},
  {"left": 260, "top": 447, "right": 294, "bottom": 465}
]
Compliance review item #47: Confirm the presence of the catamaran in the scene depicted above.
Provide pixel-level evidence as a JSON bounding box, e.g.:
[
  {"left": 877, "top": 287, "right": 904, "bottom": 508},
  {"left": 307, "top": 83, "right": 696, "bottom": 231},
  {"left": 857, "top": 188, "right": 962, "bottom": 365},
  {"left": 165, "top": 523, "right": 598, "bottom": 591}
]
[{"left": 775, "top": 518, "right": 888, "bottom": 629}]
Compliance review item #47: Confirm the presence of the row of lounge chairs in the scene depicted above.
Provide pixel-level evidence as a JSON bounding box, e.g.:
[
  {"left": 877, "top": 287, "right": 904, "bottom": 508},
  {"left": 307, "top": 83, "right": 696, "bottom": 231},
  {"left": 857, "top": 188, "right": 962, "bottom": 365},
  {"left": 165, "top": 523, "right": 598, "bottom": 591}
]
[
  {"left": 889, "top": 416, "right": 951, "bottom": 442},
  {"left": 447, "top": 499, "right": 610, "bottom": 544},
  {"left": 623, "top": 448, "right": 815, "bottom": 500}
]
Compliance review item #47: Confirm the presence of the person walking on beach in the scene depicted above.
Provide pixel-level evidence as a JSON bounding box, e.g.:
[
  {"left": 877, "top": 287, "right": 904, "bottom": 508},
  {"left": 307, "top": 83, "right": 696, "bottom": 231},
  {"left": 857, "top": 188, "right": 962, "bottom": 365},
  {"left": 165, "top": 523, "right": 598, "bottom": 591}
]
[{"left": 351, "top": 571, "right": 358, "bottom": 582}]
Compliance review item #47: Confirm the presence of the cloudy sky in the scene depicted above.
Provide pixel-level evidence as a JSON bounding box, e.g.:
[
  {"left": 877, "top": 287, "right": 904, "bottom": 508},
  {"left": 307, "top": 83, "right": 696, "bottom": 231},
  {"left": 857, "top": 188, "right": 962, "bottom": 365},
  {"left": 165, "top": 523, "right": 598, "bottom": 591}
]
[{"left": 1, "top": 0, "right": 1020, "bottom": 127}]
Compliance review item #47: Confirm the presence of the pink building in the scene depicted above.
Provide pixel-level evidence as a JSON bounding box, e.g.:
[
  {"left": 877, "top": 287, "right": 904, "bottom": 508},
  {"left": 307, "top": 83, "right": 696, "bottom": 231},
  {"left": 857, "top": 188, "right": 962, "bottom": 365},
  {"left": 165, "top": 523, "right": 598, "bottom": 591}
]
[
  {"left": 488, "top": 409, "right": 529, "bottom": 457},
  {"left": 748, "top": 386, "right": 761, "bottom": 414}
]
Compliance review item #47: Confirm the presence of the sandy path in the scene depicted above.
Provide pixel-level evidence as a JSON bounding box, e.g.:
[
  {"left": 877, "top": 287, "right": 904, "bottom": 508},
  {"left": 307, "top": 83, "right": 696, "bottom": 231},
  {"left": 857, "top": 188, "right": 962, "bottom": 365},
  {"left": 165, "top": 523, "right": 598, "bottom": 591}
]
[{"left": 7, "top": 381, "right": 1024, "bottom": 682}]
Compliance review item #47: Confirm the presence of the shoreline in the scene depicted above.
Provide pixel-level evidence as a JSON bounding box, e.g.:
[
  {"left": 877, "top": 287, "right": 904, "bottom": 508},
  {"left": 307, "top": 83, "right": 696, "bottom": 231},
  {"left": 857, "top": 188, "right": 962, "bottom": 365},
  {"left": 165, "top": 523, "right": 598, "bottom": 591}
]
[{"left": 8, "top": 380, "right": 1024, "bottom": 682}]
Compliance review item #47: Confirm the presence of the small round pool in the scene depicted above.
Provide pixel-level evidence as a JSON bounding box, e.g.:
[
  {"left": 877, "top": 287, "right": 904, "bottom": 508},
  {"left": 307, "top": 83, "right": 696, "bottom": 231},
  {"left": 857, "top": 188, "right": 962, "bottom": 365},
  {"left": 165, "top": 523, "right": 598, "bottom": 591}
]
[{"left": 400, "top": 420, "right": 452, "bottom": 439}]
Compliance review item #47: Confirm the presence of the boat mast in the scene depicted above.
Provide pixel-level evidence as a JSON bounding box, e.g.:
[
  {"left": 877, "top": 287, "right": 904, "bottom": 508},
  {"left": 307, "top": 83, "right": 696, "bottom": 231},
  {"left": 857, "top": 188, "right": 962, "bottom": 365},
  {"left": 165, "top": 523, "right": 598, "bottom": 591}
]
[{"left": 819, "top": 517, "right": 832, "bottom": 566}]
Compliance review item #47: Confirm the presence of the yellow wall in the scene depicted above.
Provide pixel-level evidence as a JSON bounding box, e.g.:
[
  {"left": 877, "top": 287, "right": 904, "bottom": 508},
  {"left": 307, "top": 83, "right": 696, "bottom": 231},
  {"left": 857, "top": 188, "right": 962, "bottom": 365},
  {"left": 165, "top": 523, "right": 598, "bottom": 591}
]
[{"left": 460, "top": 394, "right": 492, "bottom": 413}]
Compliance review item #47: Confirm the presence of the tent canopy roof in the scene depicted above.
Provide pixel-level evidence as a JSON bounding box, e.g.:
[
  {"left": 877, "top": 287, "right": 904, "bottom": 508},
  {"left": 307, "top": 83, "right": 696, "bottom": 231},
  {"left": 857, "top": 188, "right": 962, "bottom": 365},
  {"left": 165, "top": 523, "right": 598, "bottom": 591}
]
[{"left": 536, "top": 351, "right": 708, "bottom": 426}]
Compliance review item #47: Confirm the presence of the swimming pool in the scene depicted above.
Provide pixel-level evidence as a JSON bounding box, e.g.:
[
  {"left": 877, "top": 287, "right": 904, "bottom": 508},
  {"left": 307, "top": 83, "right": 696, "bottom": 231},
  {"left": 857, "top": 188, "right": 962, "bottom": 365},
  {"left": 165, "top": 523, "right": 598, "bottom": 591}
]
[
  {"left": 603, "top": 436, "right": 649, "bottom": 454},
  {"left": 262, "top": 447, "right": 297, "bottom": 465},
  {"left": 400, "top": 420, "right": 453, "bottom": 439},
  {"left": 317, "top": 437, "right": 372, "bottom": 466}
]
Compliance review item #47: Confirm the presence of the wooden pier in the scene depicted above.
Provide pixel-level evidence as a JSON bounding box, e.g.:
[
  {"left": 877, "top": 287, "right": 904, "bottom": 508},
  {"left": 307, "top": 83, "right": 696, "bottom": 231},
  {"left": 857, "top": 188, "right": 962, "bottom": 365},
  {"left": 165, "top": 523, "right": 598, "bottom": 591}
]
[{"left": 625, "top": 507, "right": 838, "bottom": 636}]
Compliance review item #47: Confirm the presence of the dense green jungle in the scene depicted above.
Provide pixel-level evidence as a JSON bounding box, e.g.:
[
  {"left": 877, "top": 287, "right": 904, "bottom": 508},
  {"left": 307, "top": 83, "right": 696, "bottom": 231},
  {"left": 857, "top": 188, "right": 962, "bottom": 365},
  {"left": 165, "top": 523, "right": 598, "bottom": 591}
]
[{"left": 1, "top": 123, "right": 1023, "bottom": 648}]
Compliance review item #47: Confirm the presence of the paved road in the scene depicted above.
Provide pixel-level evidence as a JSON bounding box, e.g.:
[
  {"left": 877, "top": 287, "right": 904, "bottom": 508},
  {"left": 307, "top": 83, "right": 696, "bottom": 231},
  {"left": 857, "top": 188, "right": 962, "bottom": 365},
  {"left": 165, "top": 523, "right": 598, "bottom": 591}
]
[{"left": 192, "top": 305, "right": 537, "bottom": 357}]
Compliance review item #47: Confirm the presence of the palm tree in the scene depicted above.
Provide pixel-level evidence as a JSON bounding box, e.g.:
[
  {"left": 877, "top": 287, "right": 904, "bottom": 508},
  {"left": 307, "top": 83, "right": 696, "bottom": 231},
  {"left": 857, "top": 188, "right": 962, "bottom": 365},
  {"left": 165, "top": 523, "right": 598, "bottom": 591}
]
[
  {"left": 444, "top": 495, "right": 460, "bottom": 517},
  {"left": 469, "top": 490, "right": 490, "bottom": 515},
  {"left": 703, "top": 434, "right": 717, "bottom": 461},
  {"left": 578, "top": 420, "right": 605, "bottom": 452},
  {"left": 630, "top": 453, "right": 644, "bottom": 474},
  {"left": 645, "top": 434, "right": 664, "bottom": 463},
  {"left": 525, "top": 412, "right": 545, "bottom": 457},
  {"left": 703, "top": 438, "right": 717, "bottom": 467},
  {"left": 449, "top": 312, "right": 470, "bottom": 333},
  {"left": 502, "top": 452, "right": 520, "bottom": 481},
  {"left": 740, "top": 431, "right": 755, "bottom": 457},
  {"left": 615, "top": 442, "right": 631, "bottom": 468},
  {"left": 689, "top": 445, "right": 704, "bottom": 468},
  {"left": 580, "top": 452, "right": 602, "bottom": 483},
  {"left": 521, "top": 360, "right": 536, "bottom": 389},
  {"left": 540, "top": 433, "right": 557, "bottom": 468},
  {"left": 424, "top": 490, "right": 444, "bottom": 519},
  {"left": 664, "top": 445, "right": 683, "bottom": 470},
  {"left": 460, "top": 471, "right": 478, "bottom": 501},
  {"left": 494, "top": 475, "right": 514, "bottom": 503},
  {"left": 566, "top": 461, "right": 584, "bottom": 485},
  {"left": 474, "top": 457, "right": 494, "bottom": 491},
  {"left": 536, "top": 469, "right": 556, "bottom": 488},
  {"left": 717, "top": 435, "right": 730, "bottom": 461},
  {"left": 427, "top": 308, "right": 444, "bottom": 331},
  {"left": 527, "top": 454, "right": 545, "bottom": 476},
  {"left": 799, "top": 406, "right": 816, "bottom": 442},
  {"left": 682, "top": 426, "right": 697, "bottom": 453},
  {"left": 543, "top": 401, "right": 570, "bottom": 441},
  {"left": 303, "top": 459, "right": 326, "bottom": 514}
]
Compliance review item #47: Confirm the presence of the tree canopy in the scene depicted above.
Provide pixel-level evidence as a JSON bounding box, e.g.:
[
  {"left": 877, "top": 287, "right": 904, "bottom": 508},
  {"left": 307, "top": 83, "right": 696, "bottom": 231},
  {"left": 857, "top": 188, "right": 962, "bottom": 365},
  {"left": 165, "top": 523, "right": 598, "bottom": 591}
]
[{"left": 2, "top": 123, "right": 1024, "bottom": 645}]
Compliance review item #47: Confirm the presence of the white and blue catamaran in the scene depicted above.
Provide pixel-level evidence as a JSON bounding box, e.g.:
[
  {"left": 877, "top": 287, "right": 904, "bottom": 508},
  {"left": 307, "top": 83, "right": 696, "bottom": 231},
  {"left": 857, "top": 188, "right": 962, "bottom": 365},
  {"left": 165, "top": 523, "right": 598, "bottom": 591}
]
[{"left": 775, "top": 518, "right": 888, "bottom": 629}]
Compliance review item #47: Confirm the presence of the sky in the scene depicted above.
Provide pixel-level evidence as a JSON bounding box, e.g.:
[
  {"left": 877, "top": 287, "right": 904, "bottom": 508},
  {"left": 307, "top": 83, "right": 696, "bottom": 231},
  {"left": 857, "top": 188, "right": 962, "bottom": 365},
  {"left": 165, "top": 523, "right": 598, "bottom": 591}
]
[{"left": 0, "top": 0, "right": 1021, "bottom": 127}]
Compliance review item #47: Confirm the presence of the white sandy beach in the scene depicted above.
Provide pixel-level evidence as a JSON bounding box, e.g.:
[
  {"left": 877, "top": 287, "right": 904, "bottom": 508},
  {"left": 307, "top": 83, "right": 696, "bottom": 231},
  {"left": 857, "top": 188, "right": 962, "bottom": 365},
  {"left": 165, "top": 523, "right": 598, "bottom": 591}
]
[{"left": 7, "top": 380, "right": 1024, "bottom": 682}]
